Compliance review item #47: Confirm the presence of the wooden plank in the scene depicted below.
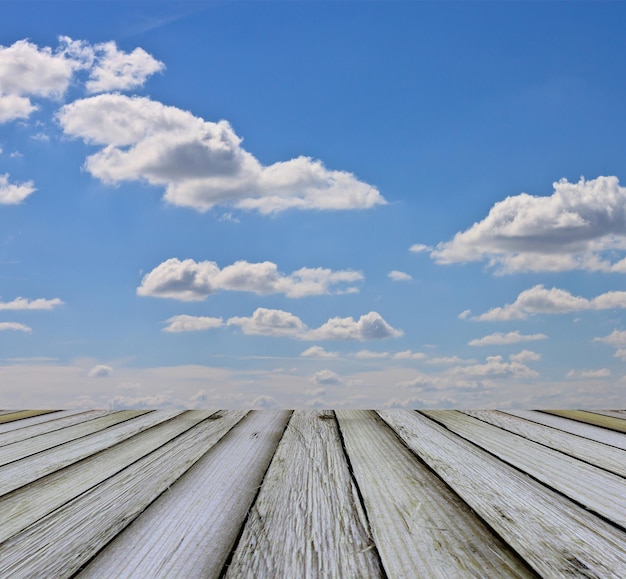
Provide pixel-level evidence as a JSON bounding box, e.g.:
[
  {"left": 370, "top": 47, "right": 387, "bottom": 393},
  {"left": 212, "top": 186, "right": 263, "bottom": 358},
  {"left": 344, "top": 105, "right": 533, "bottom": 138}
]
[
  {"left": 503, "top": 409, "right": 626, "bottom": 451},
  {"left": 0, "top": 410, "right": 113, "bottom": 448},
  {"left": 541, "top": 410, "right": 626, "bottom": 433},
  {"left": 0, "top": 411, "right": 249, "bottom": 578},
  {"left": 335, "top": 410, "right": 534, "bottom": 578},
  {"left": 0, "top": 410, "right": 211, "bottom": 544},
  {"left": 79, "top": 410, "right": 290, "bottom": 578},
  {"left": 0, "top": 410, "right": 182, "bottom": 497},
  {"left": 462, "top": 410, "right": 626, "bottom": 478},
  {"left": 224, "top": 410, "right": 383, "bottom": 578},
  {"left": 423, "top": 410, "right": 626, "bottom": 530},
  {"left": 0, "top": 410, "right": 57, "bottom": 424},
  {"left": 0, "top": 409, "right": 102, "bottom": 436},
  {"left": 378, "top": 410, "right": 626, "bottom": 578},
  {"left": 587, "top": 410, "right": 626, "bottom": 420},
  {"left": 0, "top": 410, "right": 148, "bottom": 467}
]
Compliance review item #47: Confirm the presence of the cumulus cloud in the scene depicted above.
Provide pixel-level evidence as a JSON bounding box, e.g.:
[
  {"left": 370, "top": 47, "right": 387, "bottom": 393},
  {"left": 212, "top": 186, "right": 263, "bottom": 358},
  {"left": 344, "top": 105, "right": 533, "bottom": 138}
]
[
  {"left": 409, "top": 244, "right": 431, "bottom": 253},
  {"left": 468, "top": 331, "right": 548, "bottom": 347},
  {"left": 108, "top": 393, "right": 175, "bottom": 409},
  {"left": 310, "top": 369, "right": 342, "bottom": 385},
  {"left": 431, "top": 176, "right": 626, "bottom": 273},
  {"left": 137, "top": 258, "right": 363, "bottom": 301},
  {"left": 0, "top": 174, "right": 36, "bottom": 204},
  {"left": 566, "top": 368, "right": 611, "bottom": 379},
  {"left": 388, "top": 270, "right": 412, "bottom": 282},
  {"left": 88, "top": 365, "right": 113, "bottom": 378},
  {"left": 509, "top": 350, "right": 541, "bottom": 363},
  {"left": 162, "top": 315, "right": 224, "bottom": 333},
  {"left": 0, "top": 95, "right": 35, "bottom": 123},
  {"left": 227, "top": 308, "right": 402, "bottom": 341},
  {"left": 0, "top": 322, "right": 31, "bottom": 332},
  {"left": 58, "top": 93, "right": 385, "bottom": 213},
  {"left": 354, "top": 350, "right": 389, "bottom": 359},
  {"left": 249, "top": 395, "right": 280, "bottom": 409},
  {"left": 454, "top": 355, "right": 539, "bottom": 379},
  {"left": 425, "top": 356, "right": 475, "bottom": 365},
  {"left": 593, "top": 330, "right": 626, "bottom": 360},
  {"left": 300, "top": 346, "right": 339, "bottom": 358},
  {"left": 392, "top": 350, "right": 426, "bottom": 360},
  {"left": 473, "top": 284, "right": 626, "bottom": 321},
  {"left": 85, "top": 41, "right": 164, "bottom": 93},
  {"left": 0, "top": 297, "right": 63, "bottom": 310}
]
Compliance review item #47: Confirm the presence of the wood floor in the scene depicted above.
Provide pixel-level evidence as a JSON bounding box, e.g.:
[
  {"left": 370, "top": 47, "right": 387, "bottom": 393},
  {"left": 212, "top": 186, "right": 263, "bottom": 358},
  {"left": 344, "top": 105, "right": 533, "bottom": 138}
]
[{"left": 1, "top": 408, "right": 625, "bottom": 578}]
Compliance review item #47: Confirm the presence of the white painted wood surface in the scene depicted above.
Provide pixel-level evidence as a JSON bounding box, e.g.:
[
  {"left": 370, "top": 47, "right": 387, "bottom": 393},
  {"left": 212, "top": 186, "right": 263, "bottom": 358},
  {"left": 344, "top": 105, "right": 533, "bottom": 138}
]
[
  {"left": 423, "top": 410, "right": 626, "bottom": 529},
  {"left": 0, "top": 409, "right": 184, "bottom": 497},
  {"left": 336, "top": 410, "right": 534, "bottom": 578},
  {"left": 504, "top": 409, "right": 626, "bottom": 450},
  {"left": 79, "top": 410, "right": 290, "bottom": 579},
  {"left": 542, "top": 409, "right": 626, "bottom": 433},
  {"left": 225, "top": 410, "right": 383, "bottom": 578},
  {"left": 0, "top": 410, "right": 203, "bottom": 543},
  {"left": 462, "top": 410, "right": 626, "bottom": 478},
  {"left": 0, "top": 410, "right": 248, "bottom": 578},
  {"left": 378, "top": 409, "right": 626, "bottom": 578},
  {"left": 0, "top": 409, "right": 112, "bottom": 447}
]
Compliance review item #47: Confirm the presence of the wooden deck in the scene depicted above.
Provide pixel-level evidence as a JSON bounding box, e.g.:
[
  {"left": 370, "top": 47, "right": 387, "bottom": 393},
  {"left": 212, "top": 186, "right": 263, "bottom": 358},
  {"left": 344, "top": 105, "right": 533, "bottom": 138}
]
[{"left": 1, "top": 409, "right": 626, "bottom": 578}]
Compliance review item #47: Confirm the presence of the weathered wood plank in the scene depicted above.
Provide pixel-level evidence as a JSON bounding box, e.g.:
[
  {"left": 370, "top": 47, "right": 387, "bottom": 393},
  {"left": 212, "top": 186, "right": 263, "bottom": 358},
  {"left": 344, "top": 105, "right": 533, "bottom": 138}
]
[
  {"left": 0, "top": 411, "right": 249, "bottom": 579},
  {"left": 0, "top": 410, "right": 113, "bottom": 448},
  {"left": 587, "top": 409, "right": 626, "bottom": 420},
  {"left": 336, "top": 410, "right": 534, "bottom": 579},
  {"left": 0, "top": 409, "right": 102, "bottom": 436},
  {"left": 503, "top": 409, "right": 626, "bottom": 450},
  {"left": 79, "top": 410, "right": 290, "bottom": 578},
  {"left": 0, "top": 410, "right": 212, "bottom": 544},
  {"left": 542, "top": 410, "right": 626, "bottom": 433},
  {"left": 0, "top": 410, "right": 182, "bottom": 497},
  {"left": 0, "top": 410, "right": 57, "bottom": 424},
  {"left": 462, "top": 410, "right": 626, "bottom": 478},
  {"left": 378, "top": 410, "right": 626, "bottom": 578},
  {"left": 0, "top": 410, "right": 148, "bottom": 467},
  {"left": 424, "top": 410, "right": 626, "bottom": 529},
  {"left": 224, "top": 410, "right": 383, "bottom": 578}
]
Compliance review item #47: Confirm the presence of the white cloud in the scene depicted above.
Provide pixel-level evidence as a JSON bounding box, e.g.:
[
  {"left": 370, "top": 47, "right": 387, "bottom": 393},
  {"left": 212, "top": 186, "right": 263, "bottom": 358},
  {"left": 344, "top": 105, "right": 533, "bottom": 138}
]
[
  {"left": 227, "top": 308, "right": 402, "bottom": 341},
  {"left": 0, "top": 322, "right": 31, "bottom": 332},
  {"left": 305, "top": 387, "right": 326, "bottom": 396},
  {"left": 566, "top": 368, "right": 611, "bottom": 379},
  {"left": 468, "top": 331, "right": 548, "bottom": 347},
  {"left": 473, "top": 284, "right": 626, "bottom": 321},
  {"left": 354, "top": 350, "right": 389, "bottom": 359},
  {"left": 509, "top": 350, "right": 541, "bottom": 363},
  {"left": 593, "top": 330, "right": 626, "bottom": 360},
  {"left": 431, "top": 176, "right": 626, "bottom": 273},
  {"left": 88, "top": 365, "right": 113, "bottom": 378},
  {"left": 300, "top": 346, "right": 339, "bottom": 358},
  {"left": 162, "top": 315, "right": 224, "bottom": 333},
  {"left": 86, "top": 41, "right": 164, "bottom": 93},
  {"left": 137, "top": 258, "right": 363, "bottom": 301},
  {"left": 388, "top": 270, "right": 412, "bottom": 282},
  {"left": 58, "top": 94, "right": 385, "bottom": 213},
  {"left": 409, "top": 244, "right": 431, "bottom": 253},
  {"left": 108, "top": 393, "right": 175, "bottom": 410},
  {"left": 454, "top": 355, "right": 539, "bottom": 379},
  {"left": 458, "top": 309, "right": 471, "bottom": 320},
  {"left": 392, "top": 350, "right": 426, "bottom": 360},
  {"left": 227, "top": 308, "right": 308, "bottom": 338},
  {"left": 0, "top": 95, "right": 36, "bottom": 123},
  {"left": 426, "top": 356, "right": 475, "bottom": 365},
  {"left": 0, "top": 297, "right": 63, "bottom": 310},
  {"left": 0, "top": 174, "right": 36, "bottom": 205},
  {"left": 310, "top": 369, "right": 342, "bottom": 385},
  {"left": 397, "top": 373, "right": 440, "bottom": 391},
  {"left": 249, "top": 395, "right": 280, "bottom": 409}
]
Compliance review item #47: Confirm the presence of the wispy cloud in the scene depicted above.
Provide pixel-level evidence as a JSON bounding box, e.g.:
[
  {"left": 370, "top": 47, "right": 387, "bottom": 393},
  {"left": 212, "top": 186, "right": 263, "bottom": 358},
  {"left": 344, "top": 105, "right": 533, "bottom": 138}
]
[{"left": 468, "top": 331, "right": 548, "bottom": 346}]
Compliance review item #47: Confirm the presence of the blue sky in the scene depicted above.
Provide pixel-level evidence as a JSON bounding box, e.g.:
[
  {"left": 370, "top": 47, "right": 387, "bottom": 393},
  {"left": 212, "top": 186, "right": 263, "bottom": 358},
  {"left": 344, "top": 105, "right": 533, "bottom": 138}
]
[{"left": 2, "top": 1, "right": 626, "bottom": 409}]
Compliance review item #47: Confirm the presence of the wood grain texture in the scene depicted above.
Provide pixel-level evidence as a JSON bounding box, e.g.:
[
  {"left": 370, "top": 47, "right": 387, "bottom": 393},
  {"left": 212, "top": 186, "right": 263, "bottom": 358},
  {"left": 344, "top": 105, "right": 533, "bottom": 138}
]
[
  {"left": 462, "top": 410, "right": 626, "bottom": 478},
  {"left": 0, "top": 409, "right": 183, "bottom": 498},
  {"left": 0, "top": 410, "right": 57, "bottom": 424},
  {"left": 336, "top": 410, "right": 534, "bottom": 579},
  {"left": 0, "top": 410, "right": 200, "bottom": 544},
  {"left": 0, "top": 410, "right": 147, "bottom": 467},
  {"left": 0, "top": 410, "right": 112, "bottom": 447},
  {"left": 541, "top": 410, "right": 626, "bottom": 433},
  {"left": 79, "top": 410, "right": 290, "bottom": 579},
  {"left": 423, "top": 410, "right": 626, "bottom": 529},
  {"left": 503, "top": 409, "right": 626, "bottom": 450},
  {"left": 378, "top": 410, "right": 626, "bottom": 578},
  {"left": 586, "top": 409, "right": 626, "bottom": 420},
  {"left": 0, "top": 410, "right": 248, "bottom": 579},
  {"left": 225, "top": 410, "right": 383, "bottom": 579},
  {"left": 0, "top": 409, "right": 100, "bottom": 436}
]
